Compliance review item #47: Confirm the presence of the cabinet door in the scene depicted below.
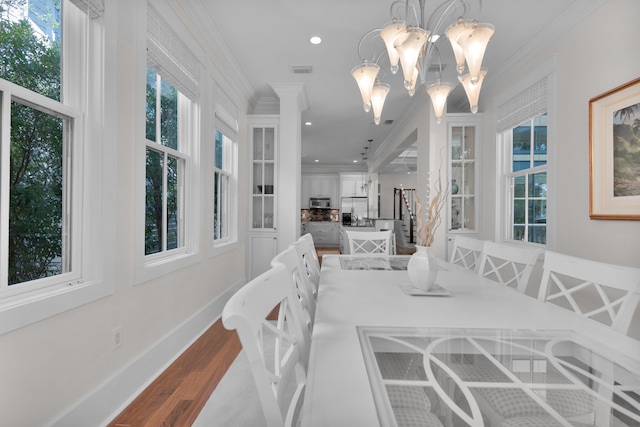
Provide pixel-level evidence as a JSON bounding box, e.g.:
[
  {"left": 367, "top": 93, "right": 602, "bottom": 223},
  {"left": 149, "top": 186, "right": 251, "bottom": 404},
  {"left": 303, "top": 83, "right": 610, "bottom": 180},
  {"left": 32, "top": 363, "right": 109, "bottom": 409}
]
[
  {"left": 341, "top": 174, "right": 364, "bottom": 197},
  {"left": 448, "top": 115, "right": 481, "bottom": 236},
  {"left": 251, "top": 124, "right": 277, "bottom": 230},
  {"left": 249, "top": 234, "right": 278, "bottom": 279}
]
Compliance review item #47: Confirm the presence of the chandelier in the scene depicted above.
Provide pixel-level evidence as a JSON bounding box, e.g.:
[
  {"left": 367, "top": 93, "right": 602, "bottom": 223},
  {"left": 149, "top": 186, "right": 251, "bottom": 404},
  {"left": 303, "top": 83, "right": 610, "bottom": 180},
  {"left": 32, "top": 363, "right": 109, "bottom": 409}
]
[{"left": 351, "top": 0, "right": 494, "bottom": 124}]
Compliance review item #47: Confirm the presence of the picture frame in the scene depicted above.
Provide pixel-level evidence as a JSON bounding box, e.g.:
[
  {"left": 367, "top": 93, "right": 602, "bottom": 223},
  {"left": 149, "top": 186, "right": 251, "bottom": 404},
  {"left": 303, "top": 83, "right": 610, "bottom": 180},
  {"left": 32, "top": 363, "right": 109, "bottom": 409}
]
[{"left": 589, "top": 77, "right": 640, "bottom": 220}]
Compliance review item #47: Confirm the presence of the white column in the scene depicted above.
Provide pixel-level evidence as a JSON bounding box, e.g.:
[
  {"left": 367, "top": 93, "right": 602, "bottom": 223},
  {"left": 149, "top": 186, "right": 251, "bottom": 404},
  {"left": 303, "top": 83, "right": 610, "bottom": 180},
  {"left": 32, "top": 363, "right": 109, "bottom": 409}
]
[
  {"left": 416, "top": 101, "right": 448, "bottom": 259},
  {"left": 271, "top": 83, "right": 308, "bottom": 251}
]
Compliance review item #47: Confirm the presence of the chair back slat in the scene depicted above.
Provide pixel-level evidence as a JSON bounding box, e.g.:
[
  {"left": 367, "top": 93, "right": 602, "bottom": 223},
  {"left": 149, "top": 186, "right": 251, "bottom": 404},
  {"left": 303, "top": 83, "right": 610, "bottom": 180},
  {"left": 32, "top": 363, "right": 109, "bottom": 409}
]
[
  {"left": 296, "top": 233, "right": 321, "bottom": 293},
  {"left": 272, "top": 245, "right": 316, "bottom": 349},
  {"left": 538, "top": 251, "right": 640, "bottom": 334},
  {"left": 449, "top": 236, "right": 485, "bottom": 272},
  {"left": 222, "top": 264, "right": 308, "bottom": 427},
  {"left": 346, "top": 230, "right": 393, "bottom": 256},
  {"left": 477, "top": 242, "right": 543, "bottom": 293}
]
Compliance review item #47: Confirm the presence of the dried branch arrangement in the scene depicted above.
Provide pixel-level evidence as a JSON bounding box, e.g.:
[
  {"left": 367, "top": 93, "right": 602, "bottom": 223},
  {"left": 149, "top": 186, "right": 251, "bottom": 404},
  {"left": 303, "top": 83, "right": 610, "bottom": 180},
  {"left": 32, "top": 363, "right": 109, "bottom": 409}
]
[{"left": 415, "top": 170, "right": 448, "bottom": 247}]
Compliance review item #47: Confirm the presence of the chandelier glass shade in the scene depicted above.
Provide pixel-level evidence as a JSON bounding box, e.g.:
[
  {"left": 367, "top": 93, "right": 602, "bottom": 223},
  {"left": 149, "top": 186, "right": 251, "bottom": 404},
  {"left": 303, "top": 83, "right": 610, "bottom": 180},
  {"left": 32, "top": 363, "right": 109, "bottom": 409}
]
[
  {"left": 351, "top": 62, "right": 380, "bottom": 112},
  {"left": 351, "top": 0, "right": 493, "bottom": 124},
  {"left": 458, "top": 68, "right": 486, "bottom": 113},
  {"left": 455, "top": 22, "right": 494, "bottom": 84},
  {"left": 371, "top": 81, "right": 391, "bottom": 125},
  {"left": 395, "top": 27, "right": 429, "bottom": 91},
  {"left": 380, "top": 20, "right": 408, "bottom": 74},
  {"left": 426, "top": 80, "right": 453, "bottom": 123}
]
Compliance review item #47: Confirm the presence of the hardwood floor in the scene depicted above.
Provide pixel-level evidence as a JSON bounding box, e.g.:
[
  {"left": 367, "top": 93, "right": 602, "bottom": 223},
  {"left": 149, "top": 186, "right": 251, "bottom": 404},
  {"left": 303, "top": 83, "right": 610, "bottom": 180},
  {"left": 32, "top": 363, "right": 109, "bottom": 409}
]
[
  {"left": 107, "top": 244, "right": 413, "bottom": 426},
  {"left": 107, "top": 319, "right": 242, "bottom": 427}
]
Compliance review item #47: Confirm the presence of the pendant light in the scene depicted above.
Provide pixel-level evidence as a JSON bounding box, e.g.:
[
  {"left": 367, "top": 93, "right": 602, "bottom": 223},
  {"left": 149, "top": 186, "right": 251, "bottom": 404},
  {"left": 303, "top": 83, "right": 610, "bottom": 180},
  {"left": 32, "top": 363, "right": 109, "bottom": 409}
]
[
  {"left": 455, "top": 23, "right": 494, "bottom": 84},
  {"left": 458, "top": 68, "right": 487, "bottom": 113},
  {"left": 351, "top": 62, "right": 380, "bottom": 112}
]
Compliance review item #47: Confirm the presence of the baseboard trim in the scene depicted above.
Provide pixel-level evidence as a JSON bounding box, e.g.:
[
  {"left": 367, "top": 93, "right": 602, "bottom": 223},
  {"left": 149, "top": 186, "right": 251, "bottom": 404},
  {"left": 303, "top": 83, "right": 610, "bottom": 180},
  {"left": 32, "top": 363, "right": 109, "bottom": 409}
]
[{"left": 49, "top": 278, "right": 246, "bottom": 427}]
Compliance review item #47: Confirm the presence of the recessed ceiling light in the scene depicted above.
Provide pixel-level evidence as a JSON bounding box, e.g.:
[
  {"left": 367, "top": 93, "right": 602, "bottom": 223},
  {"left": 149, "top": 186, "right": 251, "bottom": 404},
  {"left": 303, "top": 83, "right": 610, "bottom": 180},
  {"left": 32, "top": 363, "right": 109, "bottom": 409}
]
[
  {"left": 309, "top": 36, "right": 322, "bottom": 45},
  {"left": 353, "top": 160, "right": 358, "bottom": 163},
  {"left": 305, "top": 121, "right": 312, "bottom": 126},
  {"left": 314, "top": 159, "right": 319, "bottom": 162}
]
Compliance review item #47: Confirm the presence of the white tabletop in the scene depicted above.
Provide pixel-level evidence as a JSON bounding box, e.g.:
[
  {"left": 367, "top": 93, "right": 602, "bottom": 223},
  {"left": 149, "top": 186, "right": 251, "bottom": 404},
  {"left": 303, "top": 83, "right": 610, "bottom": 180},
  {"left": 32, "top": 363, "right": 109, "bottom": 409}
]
[{"left": 301, "top": 255, "right": 640, "bottom": 427}]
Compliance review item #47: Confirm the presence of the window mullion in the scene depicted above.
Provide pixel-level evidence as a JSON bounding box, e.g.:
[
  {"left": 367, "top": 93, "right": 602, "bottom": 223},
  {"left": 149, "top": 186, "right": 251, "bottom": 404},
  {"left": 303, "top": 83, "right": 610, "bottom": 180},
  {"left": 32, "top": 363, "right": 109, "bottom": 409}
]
[
  {"left": 155, "top": 74, "right": 161, "bottom": 147},
  {"left": 178, "top": 157, "right": 185, "bottom": 248},
  {"left": 0, "top": 90, "right": 10, "bottom": 289},
  {"left": 161, "top": 151, "right": 168, "bottom": 253}
]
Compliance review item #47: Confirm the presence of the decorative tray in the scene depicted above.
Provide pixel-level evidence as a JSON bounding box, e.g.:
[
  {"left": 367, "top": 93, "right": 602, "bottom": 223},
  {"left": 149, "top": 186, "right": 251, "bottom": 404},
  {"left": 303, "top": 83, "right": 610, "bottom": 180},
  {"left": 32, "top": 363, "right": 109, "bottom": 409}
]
[{"left": 399, "top": 282, "right": 451, "bottom": 297}]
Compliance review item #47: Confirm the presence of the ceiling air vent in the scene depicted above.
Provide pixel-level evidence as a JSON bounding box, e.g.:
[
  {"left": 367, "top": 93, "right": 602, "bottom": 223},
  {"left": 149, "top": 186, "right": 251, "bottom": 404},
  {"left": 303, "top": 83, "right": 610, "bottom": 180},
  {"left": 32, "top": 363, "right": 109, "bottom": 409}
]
[
  {"left": 383, "top": 119, "right": 394, "bottom": 125},
  {"left": 291, "top": 65, "right": 313, "bottom": 74}
]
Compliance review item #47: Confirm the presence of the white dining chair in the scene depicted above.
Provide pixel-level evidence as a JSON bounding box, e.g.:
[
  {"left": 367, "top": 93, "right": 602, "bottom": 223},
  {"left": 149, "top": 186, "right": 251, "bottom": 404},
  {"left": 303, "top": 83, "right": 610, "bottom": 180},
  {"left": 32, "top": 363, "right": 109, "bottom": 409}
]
[
  {"left": 271, "top": 245, "right": 316, "bottom": 338},
  {"left": 296, "top": 233, "right": 321, "bottom": 292},
  {"left": 449, "top": 235, "right": 485, "bottom": 272},
  {"left": 346, "top": 229, "right": 394, "bottom": 256},
  {"left": 538, "top": 251, "right": 640, "bottom": 334},
  {"left": 476, "top": 242, "right": 543, "bottom": 293},
  {"left": 222, "top": 264, "right": 308, "bottom": 427}
]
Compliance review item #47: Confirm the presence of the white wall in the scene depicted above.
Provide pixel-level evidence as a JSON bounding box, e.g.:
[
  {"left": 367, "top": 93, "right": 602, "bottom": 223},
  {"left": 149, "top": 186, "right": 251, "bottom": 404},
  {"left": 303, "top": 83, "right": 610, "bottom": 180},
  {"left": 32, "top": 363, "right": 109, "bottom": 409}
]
[
  {"left": 0, "top": 2, "right": 250, "bottom": 426},
  {"left": 479, "top": 0, "right": 640, "bottom": 268}
]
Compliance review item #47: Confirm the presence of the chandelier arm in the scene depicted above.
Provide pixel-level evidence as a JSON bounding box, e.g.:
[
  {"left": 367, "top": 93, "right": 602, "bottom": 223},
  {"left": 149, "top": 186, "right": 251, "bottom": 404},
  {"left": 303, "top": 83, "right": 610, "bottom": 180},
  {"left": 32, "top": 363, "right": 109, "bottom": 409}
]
[
  {"left": 430, "top": 44, "right": 445, "bottom": 81},
  {"left": 389, "top": 0, "right": 419, "bottom": 27},
  {"left": 356, "top": 28, "right": 383, "bottom": 62},
  {"left": 427, "top": 0, "right": 469, "bottom": 37},
  {"left": 373, "top": 49, "right": 390, "bottom": 82}
]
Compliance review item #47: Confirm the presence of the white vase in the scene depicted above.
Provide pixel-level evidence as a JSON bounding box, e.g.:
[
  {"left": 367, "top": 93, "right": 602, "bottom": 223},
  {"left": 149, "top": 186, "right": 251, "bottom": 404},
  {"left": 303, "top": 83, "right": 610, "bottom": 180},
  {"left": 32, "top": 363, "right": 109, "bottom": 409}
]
[{"left": 407, "top": 245, "right": 439, "bottom": 291}]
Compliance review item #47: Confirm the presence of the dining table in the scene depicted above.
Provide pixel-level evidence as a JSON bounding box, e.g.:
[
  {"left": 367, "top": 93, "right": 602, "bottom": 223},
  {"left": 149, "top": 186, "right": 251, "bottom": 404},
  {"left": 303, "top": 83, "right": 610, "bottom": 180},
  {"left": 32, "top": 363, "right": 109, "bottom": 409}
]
[{"left": 300, "top": 254, "right": 640, "bottom": 427}]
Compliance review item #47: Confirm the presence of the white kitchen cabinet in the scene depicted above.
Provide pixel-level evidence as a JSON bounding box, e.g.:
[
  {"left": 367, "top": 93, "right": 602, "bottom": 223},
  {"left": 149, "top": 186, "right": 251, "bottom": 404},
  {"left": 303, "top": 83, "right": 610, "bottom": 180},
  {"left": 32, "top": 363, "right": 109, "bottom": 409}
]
[
  {"left": 447, "top": 114, "right": 482, "bottom": 255},
  {"left": 248, "top": 234, "right": 278, "bottom": 280},
  {"left": 305, "top": 222, "right": 340, "bottom": 246},
  {"left": 302, "top": 174, "right": 339, "bottom": 208},
  {"left": 248, "top": 115, "right": 279, "bottom": 279},
  {"left": 340, "top": 173, "right": 366, "bottom": 197}
]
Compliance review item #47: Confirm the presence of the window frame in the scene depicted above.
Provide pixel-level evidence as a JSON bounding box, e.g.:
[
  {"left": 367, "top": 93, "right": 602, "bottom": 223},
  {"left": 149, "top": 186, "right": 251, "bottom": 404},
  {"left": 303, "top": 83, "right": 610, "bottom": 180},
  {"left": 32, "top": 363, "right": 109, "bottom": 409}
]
[
  {"left": 503, "top": 116, "right": 548, "bottom": 246},
  {"left": 134, "top": 4, "right": 201, "bottom": 284},
  {"left": 211, "top": 128, "right": 238, "bottom": 254},
  {"left": 0, "top": 0, "right": 113, "bottom": 335},
  {"left": 494, "top": 60, "right": 556, "bottom": 251}
]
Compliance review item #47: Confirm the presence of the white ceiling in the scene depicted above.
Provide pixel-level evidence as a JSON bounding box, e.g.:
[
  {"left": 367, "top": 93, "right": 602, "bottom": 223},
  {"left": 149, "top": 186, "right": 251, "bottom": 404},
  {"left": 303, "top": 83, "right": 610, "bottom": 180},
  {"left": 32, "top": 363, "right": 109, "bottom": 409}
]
[{"left": 181, "top": 0, "right": 599, "bottom": 172}]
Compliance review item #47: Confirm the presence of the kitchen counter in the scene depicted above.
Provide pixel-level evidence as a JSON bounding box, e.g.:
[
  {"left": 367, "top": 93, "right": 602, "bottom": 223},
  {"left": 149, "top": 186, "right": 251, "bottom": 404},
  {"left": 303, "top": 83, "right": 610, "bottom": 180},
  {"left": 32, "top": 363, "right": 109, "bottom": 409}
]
[{"left": 301, "top": 221, "right": 340, "bottom": 246}]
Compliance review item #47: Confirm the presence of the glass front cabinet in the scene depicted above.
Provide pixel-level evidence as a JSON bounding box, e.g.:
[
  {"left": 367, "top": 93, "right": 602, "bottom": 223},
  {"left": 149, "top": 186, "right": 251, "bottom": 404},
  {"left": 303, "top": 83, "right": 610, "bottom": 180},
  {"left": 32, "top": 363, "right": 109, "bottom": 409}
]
[
  {"left": 250, "top": 117, "right": 278, "bottom": 231},
  {"left": 248, "top": 115, "right": 279, "bottom": 280},
  {"left": 447, "top": 114, "right": 482, "bottom": 238}
]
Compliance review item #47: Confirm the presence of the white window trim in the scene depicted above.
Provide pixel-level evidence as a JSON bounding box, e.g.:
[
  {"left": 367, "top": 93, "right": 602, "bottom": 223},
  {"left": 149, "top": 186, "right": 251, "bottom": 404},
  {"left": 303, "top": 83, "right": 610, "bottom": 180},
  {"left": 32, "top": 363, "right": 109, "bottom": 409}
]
[
  {"left": 133, "top": 4, "right": 201, "bottom": 285},
  {"left": 209, "top": 80, "right": 240, "bottom": 257},
  {"left": 493, "top": 58, "right": 557, "bottom": 250},
  {"left": 0, "top": 1, "right": 114, "bottom": 335},
  {"left": 210, "top": 131, "right": 239, "bottom": 257}
]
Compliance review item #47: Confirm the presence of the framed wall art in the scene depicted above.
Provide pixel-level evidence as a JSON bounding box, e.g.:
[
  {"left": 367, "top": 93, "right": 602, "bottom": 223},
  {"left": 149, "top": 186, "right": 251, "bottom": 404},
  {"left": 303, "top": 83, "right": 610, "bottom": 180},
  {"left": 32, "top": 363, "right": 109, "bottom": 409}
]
[{"left": 589, "top": 77, "right": 640, "bottom": 220}]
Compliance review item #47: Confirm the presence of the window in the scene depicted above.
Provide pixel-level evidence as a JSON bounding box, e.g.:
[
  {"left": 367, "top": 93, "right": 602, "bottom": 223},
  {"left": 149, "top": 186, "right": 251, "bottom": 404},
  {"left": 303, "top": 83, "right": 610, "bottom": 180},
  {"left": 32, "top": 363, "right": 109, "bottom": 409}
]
[
  {"left": 496, "top": 73, "right": 552, "bottom": 248},
  {"left": 145, "top": 68, "right": 186, "bottom": 255},
  {"left": 211, "top": 84, "right": 239, "bottom": 253},
  {"left": 136, "top": 3, "right": 201, "bottom": 282},
  {"left": 0, "top": 0, "right": 110, "bottom": 333},
  {"left": 509, "top": 115, "right": 547, "bottom": 244},
  {"left": 214, "top": 130, "right": 232, "bottom": 242}
]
